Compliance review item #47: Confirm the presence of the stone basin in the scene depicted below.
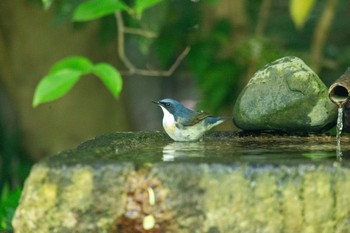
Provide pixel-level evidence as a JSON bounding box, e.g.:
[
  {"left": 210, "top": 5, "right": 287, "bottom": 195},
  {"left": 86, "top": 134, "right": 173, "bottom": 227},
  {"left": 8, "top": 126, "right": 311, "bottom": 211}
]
[{"left": 12, "top": 131, "right": 350, "bottom": 233}]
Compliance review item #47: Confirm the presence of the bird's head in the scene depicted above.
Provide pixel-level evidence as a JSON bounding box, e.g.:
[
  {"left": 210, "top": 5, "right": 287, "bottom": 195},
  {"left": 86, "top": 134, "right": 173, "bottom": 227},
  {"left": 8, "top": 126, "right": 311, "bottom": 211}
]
[
  {"left": 152, "top": 98, "right": 184, "bottom": 115},
  {"left": 153, "top": 98, "right": 198, "bottom": 121}
]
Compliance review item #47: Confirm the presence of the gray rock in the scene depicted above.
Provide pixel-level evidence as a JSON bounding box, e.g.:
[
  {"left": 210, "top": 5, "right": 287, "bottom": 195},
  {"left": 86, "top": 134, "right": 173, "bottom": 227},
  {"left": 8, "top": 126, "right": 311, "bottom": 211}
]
[
  {"left": 233, "top": 56, "right": 337, "bottom": 132},
  {"left": 12, "top": 131, "right": 350, "bottom": 233}
]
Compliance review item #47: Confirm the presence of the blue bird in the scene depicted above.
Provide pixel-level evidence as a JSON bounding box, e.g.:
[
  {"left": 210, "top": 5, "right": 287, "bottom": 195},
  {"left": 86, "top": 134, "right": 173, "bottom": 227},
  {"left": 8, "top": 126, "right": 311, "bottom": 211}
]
[{"left": 153, "top": 98, "right": 225, "bottom": 141}]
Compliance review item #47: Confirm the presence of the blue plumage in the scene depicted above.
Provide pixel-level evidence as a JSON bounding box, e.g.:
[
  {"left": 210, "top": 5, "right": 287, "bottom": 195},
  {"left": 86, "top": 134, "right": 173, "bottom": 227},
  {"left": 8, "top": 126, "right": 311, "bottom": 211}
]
[
  {"left": 205, "top": 116, "right": 226, "bottom": 125},
  {"left": 153, "top": 98, "right": 225, "bottom": 141}
]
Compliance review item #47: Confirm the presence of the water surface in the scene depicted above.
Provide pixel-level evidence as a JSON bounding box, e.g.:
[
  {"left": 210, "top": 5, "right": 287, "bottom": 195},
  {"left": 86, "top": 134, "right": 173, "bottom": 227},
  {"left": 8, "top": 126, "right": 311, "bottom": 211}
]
[{"left": 117, "top": 133, "right": 350, "bottom": 165}]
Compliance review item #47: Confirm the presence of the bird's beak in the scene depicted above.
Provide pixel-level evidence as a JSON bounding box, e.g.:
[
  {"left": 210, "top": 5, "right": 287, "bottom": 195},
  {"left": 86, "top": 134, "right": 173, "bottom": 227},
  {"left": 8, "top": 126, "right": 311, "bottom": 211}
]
[{"left": 152, "top": 100, "right": 160, "bottom": 105}]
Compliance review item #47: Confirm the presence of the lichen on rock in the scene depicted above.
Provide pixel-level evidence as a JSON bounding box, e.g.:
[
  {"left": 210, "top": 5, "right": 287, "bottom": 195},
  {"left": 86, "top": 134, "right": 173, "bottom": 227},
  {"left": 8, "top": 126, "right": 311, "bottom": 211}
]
[{"left": 233, "top": 56, "right": 337, "bottom": 132}]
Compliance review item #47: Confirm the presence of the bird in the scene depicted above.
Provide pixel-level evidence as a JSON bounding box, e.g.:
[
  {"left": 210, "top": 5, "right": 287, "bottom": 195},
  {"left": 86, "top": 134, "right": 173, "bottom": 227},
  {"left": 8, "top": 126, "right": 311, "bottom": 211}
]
[{"left": 153, "top": 98, "right": 225, "bottom": 141}]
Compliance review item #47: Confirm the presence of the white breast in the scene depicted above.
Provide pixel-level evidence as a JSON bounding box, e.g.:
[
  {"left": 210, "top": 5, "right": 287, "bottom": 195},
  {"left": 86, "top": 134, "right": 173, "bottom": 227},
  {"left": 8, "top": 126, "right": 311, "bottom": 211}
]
[
  {"left": 160, "top": 106, "right": 176, "bottom": 128},
  {"left": 160, "top": 106, "right": 207, "bottom": 141}
]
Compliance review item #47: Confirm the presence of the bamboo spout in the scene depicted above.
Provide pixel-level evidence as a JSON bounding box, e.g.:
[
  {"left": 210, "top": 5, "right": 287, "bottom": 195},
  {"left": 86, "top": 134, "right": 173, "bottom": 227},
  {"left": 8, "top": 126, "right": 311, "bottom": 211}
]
[{"left": 329, "top": 68, "right": 350, "bottom": 108}]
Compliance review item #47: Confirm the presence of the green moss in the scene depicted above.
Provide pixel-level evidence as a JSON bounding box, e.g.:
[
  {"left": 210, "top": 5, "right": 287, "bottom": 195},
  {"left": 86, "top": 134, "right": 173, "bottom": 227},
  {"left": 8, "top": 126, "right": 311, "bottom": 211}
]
[
  {"left": 233, "top": 56, "right": 337, "bottom": 132},
  {"left": 12, "top": 132, "right": 350, "bottom": 232},
  {"left": 281, "top": 178, "right": 303, "bottom": 233},
  {"left": 334, "top": 167, "right": 350, "bottom": 232},
  {"left": 303, "top": 167, "right": 334, "bottom": 233}
]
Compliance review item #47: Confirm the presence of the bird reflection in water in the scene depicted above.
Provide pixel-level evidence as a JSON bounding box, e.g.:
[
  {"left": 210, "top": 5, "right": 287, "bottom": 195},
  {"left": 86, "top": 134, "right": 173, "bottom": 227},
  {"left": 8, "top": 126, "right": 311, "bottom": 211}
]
[{"left": 162, "top": 142, "right": 205, "bottom": 162}]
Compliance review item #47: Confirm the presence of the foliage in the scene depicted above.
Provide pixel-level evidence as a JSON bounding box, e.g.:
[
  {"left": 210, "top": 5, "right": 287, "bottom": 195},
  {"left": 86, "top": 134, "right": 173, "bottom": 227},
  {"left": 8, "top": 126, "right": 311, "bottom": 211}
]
[
  {"left": 302, "top": 152, "right": 335, "bottom": 159},
  {"left": 33, "top": 0, "right": 163, "bottom": 107},
  {"left": 0, "top": 94, "right": 32, "bottom": 231},
  {"left": 72, "top": 0, "right": 128, "bottom": 22},
  {"left": 33, "top": 0, "right": 344, "bottom": 112},
  {"left": 134, "top": 0, "right": 163, "bottom": 18},
  {"left": 187, "top": 20, "right": 243, "bottom": 112},
  {"left": 0, "top": 184, "right": 22, "bottom": 231},
  {"left": 33, "top": 56, "right": 122, "bottom": 107},
  {"left": 152, "top": 2, "right": 242, "bottom": 113},
  {"left": 290, "top": 0, "right": 316, "bottom": 29},
  {"left": 152, "top": 0, "right": 334, "bottom": 112}
]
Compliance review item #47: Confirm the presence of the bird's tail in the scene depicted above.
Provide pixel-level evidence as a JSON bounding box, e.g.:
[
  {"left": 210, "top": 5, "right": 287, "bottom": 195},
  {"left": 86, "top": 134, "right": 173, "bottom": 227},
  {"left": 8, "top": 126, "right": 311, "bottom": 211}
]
[{"left": 206, "top": 116, "right": 226, "bottom": 128}]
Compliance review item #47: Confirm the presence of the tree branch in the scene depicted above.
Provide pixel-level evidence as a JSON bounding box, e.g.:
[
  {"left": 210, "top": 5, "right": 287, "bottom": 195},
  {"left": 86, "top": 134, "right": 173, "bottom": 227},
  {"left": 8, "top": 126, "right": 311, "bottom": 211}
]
[
  {"left": 310, "top": 0, "right": 338, "bottom": 73},
  {"left": 115, "top": 12, "right": 190, "bottom": 77},
  {"left": 115, "top": 12, "right": 137, "bottom": 73},
  {"left": 123, "top": 27, "right": 158, "bottom": 38},
  {"left": 255, "top": 0, "right": 272, "bottom": 36}
]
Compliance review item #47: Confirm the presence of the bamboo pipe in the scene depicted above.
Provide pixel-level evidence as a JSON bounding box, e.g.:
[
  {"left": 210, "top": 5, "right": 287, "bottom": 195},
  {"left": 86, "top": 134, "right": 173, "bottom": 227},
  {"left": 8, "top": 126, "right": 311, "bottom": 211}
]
[{"left": 328, "top": 68, "right": 350, "bottom": 108}]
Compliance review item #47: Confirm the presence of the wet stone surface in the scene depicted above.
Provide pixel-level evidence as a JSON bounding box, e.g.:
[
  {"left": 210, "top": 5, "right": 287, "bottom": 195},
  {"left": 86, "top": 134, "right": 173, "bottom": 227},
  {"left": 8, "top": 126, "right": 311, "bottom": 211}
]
[
  {"left": 13, "top": 131, "right": 350, "bottom": 233},
  {"left": 233, "top": 56, "right": 337, "bottom": 133}
]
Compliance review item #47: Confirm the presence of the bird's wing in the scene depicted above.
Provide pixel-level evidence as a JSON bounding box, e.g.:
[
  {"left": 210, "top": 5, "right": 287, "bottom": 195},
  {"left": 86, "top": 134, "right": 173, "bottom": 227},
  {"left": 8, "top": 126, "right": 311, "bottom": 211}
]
[{"left": 178, "top": 111, "right": 210, "bottom": 127}]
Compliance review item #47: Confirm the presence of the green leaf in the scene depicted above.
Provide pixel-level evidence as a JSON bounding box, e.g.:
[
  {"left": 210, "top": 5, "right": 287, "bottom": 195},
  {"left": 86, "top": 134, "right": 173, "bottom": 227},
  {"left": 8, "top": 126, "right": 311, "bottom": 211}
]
[
  {"left": 33, "top": 70, "right": 81, "bottom": 107},
  {"left": 42, "top": 0, "right": 53, "bottom": 10},
  {"left": 290, "top": 0, "right": 316, "bottom": 29},
  {"left": 302, "top": 152, "right": 334, "bottom": 160},
  {"left": 73, "top": 0, "right": 128, "bottom": 22},
  {"left": 135, "top": 0, "right": 163, "bottom": 16},
  {"left": 0, "top": 185, "right": 22, "bottom": 231},
  {"left": 92, "top": 63, "right": 123, "bottom": 98},
  {"left": 49, "top": 56, "right": 93, "bottom": 74}
]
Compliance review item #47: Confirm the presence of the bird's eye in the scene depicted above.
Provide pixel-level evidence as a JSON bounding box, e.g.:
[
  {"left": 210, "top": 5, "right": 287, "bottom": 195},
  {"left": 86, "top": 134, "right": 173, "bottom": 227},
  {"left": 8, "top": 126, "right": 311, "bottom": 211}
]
[{"left": 165, "top": 103, "right": 171, "bottom": 107}]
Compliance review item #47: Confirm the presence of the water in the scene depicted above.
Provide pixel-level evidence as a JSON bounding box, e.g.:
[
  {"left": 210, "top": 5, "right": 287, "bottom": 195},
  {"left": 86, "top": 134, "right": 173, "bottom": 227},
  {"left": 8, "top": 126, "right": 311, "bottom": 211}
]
[
  {"left": 56, "top": 132, "right": 350, "bottom": 166},
  {"left": 336, "top": 107, "right": 344, "bottom": 142},
  {"left": 336, "top": 107, "right": 344, "bottom": 159},
  {"left": 114, "top": 134, "right": 350, "bottom": 165}
]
